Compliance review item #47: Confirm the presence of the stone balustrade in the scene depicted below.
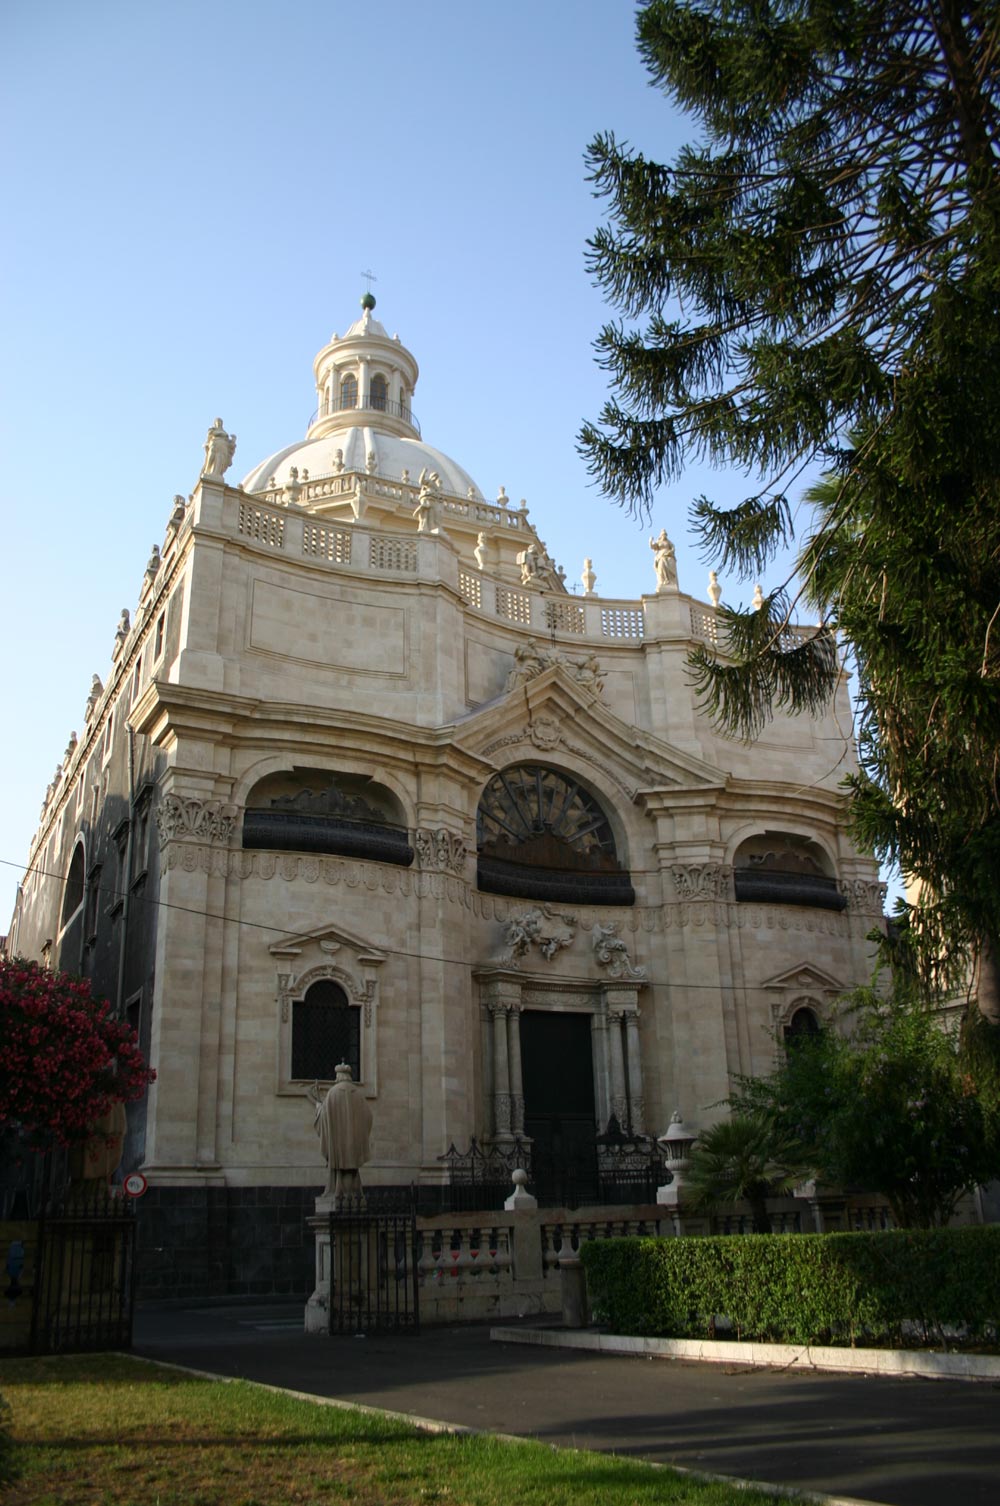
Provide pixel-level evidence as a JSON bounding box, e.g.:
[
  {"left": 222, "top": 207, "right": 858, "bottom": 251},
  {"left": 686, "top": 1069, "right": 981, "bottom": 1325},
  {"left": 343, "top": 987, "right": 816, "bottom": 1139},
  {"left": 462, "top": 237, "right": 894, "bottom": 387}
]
[
  {"left": 410, "top": 1203, "right": 666, "bottom": 1323},
  {"left": 220, "top": 489, "right": 663, "bottom": 647}
]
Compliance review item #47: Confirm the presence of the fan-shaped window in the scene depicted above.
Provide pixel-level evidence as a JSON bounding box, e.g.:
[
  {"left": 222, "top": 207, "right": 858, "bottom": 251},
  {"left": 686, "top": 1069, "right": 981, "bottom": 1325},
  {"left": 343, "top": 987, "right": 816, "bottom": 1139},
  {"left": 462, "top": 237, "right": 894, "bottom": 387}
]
[
  {"left": 291, "top": 980, "right": 360, "bottom": 1081},
  {"left": 340, "top": 373, "right": 358, "bottom": 409},
  {"left": 243, "top": 769, "right": 412, "bottom": 867},
  {"left": 370, "top": 374, "right": 387, "bottom": 411},
  {"left": 734, "top": 832, "right": 844, "bottom": 910},
  {"left": 61, "top": 841, "right": 85, "bottom": 926},
  {"left": 477, "top": 764, "right": 633, "bottom": 905}
]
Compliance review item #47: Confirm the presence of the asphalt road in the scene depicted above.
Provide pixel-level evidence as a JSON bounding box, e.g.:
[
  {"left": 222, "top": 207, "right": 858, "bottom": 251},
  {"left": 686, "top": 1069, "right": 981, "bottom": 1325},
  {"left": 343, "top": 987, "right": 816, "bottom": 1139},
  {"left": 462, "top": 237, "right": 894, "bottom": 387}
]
[{"left": 133, "top": 1304, "right": 1000, "bottom": 1506}]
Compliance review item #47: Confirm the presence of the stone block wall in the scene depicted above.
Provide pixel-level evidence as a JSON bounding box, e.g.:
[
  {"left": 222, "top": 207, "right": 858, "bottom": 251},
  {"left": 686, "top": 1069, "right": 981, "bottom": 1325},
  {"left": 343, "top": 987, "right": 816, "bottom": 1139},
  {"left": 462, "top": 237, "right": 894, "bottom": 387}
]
[{"left": 136, "top": 1184, "right": 322, "bottom": 1301}]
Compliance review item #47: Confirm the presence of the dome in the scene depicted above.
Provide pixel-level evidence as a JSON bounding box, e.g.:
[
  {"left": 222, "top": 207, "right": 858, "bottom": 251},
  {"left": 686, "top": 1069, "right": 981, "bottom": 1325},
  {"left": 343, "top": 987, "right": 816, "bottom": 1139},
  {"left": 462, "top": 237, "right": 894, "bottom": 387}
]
[
  {"left": 239, "top": 300, "right": 485, "bottom": 500},
  {"left": 241, "top": 427, "right": 483, "bottom": 499}
]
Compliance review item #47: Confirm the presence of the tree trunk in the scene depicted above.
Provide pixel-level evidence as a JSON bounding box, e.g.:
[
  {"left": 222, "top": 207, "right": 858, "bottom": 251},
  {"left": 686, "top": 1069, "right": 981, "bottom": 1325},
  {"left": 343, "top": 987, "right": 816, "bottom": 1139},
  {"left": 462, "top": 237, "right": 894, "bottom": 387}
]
[{"left": 975, "top": 934, "right": 1000, "bottom": 1025}]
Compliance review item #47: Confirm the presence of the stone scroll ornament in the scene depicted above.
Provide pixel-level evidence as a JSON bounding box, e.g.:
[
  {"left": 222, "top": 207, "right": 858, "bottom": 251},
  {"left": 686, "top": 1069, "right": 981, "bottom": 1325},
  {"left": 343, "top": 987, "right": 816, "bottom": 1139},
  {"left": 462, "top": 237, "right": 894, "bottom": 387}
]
[
  {"left": 591, "top": 922, "right": 646, "bottom": 980},
  {"left": 202, "top": 418, "right": 237, "bottom": 480},
  {"left": 495, "top": 906, "right": 577, "bottom": 966},
  {"left": 155, "top": 794, "right": 239, "bottom": 849}
]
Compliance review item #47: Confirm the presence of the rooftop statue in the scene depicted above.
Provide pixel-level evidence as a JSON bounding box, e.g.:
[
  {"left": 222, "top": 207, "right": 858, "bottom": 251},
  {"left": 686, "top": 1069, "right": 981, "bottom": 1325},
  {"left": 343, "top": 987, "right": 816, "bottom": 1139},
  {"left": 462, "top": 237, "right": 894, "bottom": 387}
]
[
  {"left": 202, "top": 417, "right": 237, "bottom": 480},
  {"left": 649, "top": 529, "right": 678, "bottom": 591}
]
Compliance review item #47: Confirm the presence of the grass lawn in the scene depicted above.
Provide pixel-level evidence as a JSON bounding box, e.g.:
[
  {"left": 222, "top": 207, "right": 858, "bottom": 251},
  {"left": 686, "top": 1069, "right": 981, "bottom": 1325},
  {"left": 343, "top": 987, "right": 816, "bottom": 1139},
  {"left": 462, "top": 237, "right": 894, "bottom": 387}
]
[{"left": 0, "top": 1353, "right": 791, "bottom": 1506}]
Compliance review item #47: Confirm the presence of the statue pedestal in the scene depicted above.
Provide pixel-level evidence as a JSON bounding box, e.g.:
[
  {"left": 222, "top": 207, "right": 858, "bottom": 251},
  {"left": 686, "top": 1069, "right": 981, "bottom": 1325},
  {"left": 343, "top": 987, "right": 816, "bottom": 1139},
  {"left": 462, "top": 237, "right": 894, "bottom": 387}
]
[
  {"left": 304, "top": 1189, "right": 379, "bottom": 1335},
  {"left": 304, "top": 1194, "right": 336, "bottom": 1334}
]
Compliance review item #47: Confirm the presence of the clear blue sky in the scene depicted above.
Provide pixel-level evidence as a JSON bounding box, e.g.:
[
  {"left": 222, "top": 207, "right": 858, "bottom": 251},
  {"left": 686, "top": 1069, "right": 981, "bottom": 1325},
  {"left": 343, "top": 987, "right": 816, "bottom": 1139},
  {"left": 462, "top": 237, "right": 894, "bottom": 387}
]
[{"left": 0, "top": 0, "right": 880, "bottom": 926}]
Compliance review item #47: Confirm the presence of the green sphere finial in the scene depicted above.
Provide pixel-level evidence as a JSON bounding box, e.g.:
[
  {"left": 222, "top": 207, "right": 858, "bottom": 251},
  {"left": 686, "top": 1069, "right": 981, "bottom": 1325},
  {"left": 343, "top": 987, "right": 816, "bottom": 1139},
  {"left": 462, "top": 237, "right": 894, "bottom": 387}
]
[{"left": 361, "top": 291, "right": 376, "bottom": 311}]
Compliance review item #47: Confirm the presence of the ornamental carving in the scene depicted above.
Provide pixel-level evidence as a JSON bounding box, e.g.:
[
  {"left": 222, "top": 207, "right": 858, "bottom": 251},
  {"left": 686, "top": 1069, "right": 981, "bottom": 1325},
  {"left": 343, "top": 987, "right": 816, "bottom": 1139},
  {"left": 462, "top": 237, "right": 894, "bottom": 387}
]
[
  {"left": 671, "top": 863, "right": 731, "bottom": 901},
  {"left": 504, "top": 640, "right": 605, "bottom": 698},
  {"left": 155, "top": 794, "right": 239, "bottom": 849},
  {"left": 839, "top": 878, "right": 887, "bottom": 913},
  {"left": 414, "top": 827, "right": 467, "bottom": 874},
  {"left": 495, "top": 905, "right": 577, "bottom": 966},
  {"left": 592, "top": 922, "right": 646, "bottom": 980},
  {"left": 528, "top": 712, "right": 563, "bottom": 750}
]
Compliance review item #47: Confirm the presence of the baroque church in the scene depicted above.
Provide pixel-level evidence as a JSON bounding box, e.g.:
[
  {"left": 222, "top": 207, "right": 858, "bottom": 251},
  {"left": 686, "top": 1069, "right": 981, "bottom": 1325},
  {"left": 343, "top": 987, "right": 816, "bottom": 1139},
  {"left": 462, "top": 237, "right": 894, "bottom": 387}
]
[{"left": 7, "top": 296, "right": 885, "bottom": 1296}]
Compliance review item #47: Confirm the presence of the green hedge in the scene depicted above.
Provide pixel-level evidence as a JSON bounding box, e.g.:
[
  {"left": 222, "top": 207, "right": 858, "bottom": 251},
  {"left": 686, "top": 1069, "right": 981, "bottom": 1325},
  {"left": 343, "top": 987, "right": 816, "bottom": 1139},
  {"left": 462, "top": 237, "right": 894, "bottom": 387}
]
[{"left": 580, "top": 1227, "right": 1000, "bottom": 1347}]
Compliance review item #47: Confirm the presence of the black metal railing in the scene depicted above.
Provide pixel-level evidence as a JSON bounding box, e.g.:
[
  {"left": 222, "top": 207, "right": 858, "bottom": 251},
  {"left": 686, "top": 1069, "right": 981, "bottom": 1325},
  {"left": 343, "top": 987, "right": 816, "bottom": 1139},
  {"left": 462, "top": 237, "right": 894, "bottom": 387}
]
[
  {"left": 734, "top": 868, "right": 846, "bottom": 911},
  {"left": 308, "top": 396, "right": 420, "bottom": 435},
  {"left": 436, "top": 1132, "right": 664, "bottom": 1212},
  {"left": 30, "top": 1182, "right": 137, "bottom": 1354}
]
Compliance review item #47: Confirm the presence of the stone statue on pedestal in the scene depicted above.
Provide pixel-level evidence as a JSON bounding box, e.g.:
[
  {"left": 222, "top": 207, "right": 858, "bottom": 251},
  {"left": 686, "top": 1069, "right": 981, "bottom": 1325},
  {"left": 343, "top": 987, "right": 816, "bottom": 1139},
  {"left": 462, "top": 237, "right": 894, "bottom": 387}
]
[{"left": 309, "top": 1063, "right": 372, "bottom": 1199}]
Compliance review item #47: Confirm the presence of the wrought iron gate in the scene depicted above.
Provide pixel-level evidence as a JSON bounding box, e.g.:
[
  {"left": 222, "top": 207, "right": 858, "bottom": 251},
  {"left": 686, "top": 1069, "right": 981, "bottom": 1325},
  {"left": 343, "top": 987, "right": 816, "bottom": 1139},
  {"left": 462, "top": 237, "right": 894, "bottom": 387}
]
[
  {"left": 327, "top": 1192, "right": 419, "bottom": 1335},
  {"left": 30, "top": 1186, "right": 137, "bottom": 1353}
]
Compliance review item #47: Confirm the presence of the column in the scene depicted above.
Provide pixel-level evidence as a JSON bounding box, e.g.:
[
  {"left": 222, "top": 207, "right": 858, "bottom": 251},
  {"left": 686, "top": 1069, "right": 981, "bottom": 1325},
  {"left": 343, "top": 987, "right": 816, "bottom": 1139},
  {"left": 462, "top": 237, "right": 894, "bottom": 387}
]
[
  {"left": 507, "top": 1003, "right": 525, "bottom": 1136},
  {"left": 624, "top": 1012, "right": 645, "bottom": 1133},
  {"left": 491, "top": 1004, "right": 511, "bottom": 1137},
  {"left": 607, "top": 1009, "right": 628, "bottom": 1127}
]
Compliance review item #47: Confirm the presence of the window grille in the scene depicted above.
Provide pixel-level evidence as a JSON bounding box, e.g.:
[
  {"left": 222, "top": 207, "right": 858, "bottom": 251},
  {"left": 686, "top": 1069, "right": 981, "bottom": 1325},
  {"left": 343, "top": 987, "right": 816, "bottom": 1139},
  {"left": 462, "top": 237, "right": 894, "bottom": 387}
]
[{"left": 291, "top": 981, "right": 361, "bottom": 1081}]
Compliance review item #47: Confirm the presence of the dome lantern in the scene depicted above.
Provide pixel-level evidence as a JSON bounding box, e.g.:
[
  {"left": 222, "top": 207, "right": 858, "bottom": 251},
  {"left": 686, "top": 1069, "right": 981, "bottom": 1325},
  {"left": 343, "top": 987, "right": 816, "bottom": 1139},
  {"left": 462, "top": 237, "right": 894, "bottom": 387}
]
[{"left": 307, "top": 301, "right": 420, "bottom": 444}]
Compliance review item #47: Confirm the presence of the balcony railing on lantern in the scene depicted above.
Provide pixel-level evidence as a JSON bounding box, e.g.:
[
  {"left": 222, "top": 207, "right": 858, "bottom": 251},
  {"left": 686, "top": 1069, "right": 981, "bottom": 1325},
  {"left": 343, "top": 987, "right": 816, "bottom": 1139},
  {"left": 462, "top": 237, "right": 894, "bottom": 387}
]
[{"left": 308, "top": 395, "right": 421, "bottom": 435}]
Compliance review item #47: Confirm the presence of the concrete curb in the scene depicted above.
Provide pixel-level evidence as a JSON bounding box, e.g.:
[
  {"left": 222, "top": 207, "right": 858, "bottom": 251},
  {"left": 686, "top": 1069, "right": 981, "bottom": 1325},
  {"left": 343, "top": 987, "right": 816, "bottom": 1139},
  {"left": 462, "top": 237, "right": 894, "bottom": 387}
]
[
  {"left": 489, "top": 1325, "right": 1000, "bottom": 1382},
  {"left": 121, "top": 1352, "right": 881, "bottom": 1506}
]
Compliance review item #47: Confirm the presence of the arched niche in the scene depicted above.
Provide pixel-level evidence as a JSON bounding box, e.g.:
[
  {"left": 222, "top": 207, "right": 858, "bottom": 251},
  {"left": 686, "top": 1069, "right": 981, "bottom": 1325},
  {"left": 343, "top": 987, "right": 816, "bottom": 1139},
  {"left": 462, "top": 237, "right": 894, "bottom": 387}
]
[
  {"left": 243, "top": 768, "right": 413, "bottom": 867},
  {"left": 476, "top": 763, "right": 634, "bottom": 906},
  {"left": 733, "top": 830, "right": 844, "bottom": 911}
]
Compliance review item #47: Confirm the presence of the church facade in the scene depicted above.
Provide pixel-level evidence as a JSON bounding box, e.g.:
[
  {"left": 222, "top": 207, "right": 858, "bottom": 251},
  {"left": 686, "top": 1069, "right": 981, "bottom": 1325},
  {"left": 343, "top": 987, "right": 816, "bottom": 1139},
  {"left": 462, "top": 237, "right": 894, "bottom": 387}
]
[{"left": 8, "top": 298, "right": 885, "bottom": 1295}]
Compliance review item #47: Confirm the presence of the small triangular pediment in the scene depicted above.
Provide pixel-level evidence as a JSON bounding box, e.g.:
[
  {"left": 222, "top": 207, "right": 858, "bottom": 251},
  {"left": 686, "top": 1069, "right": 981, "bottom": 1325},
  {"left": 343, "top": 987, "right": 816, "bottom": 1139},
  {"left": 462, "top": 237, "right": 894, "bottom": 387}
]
[
  {"left": 268, "top": 921, "right": 386, "bottom": 966},
  {"left": 455, "top": 663, "right": 724, "bottom": 796},
  {"left": 760, "top": 962, "right": 845, "bottom": 994}
]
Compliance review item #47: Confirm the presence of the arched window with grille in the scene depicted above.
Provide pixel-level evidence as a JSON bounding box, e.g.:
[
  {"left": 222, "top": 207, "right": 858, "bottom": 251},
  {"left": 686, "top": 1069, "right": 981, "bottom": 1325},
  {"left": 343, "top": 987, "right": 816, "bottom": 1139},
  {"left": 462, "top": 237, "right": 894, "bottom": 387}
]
[
  {"left": 340, "top": 372, "right": 358, "bottom": 410},
  {"left": 370, "top": 373, "right": 387, "bottom": 411},
  {"left": 476, "top": 764, "right": 633, "bottom": 905},
  {"left": 733, "top": 831, "right": 844, "bottom": 911},
  {"left": 291, "top": 979, "right": 360, "bottom": 1082}
]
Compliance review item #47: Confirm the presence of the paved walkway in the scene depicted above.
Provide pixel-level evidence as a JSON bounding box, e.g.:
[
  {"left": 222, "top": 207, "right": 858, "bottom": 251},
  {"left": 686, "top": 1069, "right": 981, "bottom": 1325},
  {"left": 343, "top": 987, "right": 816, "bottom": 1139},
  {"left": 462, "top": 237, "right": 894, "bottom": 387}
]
[{"left": 133, "top": 1304, "right": 1000, "bottom": 1506}]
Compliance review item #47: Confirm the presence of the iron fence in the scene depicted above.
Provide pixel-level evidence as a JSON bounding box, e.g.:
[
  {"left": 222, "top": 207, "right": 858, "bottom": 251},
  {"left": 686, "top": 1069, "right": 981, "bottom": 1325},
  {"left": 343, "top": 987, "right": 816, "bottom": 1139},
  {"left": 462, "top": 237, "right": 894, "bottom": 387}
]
[
  {"left": 327, "top": 1190, "right": 419, "bottom": 1335},
  {"left": 30, "top": 1183, "right": 137, "bottom": 1353}
]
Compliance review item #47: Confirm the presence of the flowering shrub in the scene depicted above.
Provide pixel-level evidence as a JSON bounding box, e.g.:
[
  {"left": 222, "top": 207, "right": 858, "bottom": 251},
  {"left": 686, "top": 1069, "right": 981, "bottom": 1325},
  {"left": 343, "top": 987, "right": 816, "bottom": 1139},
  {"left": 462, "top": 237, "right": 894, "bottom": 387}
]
[{"left": 0, "top": 956, "right": 154, "bottom": 1149}]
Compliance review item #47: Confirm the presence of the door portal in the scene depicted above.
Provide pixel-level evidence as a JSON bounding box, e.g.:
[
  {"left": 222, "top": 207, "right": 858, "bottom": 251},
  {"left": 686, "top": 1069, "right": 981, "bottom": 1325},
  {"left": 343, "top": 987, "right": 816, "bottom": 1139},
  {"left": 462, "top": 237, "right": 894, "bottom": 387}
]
[{"left": 520, "top": 1010, "right": 597, "bottom": 1207}]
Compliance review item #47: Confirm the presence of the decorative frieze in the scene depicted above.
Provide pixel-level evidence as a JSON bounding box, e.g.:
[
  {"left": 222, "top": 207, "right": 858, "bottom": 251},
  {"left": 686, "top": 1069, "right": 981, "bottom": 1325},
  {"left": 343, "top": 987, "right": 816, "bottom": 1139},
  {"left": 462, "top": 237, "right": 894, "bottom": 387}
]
[
  {"left": 155, "top": 794, "right": 239, "bottom": 849},
  {"left": 414, "top": 827, "right": 467, "bottom": 874},
  {"left": 157, "top": 838, "right": 852, "bottom": 942}
]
